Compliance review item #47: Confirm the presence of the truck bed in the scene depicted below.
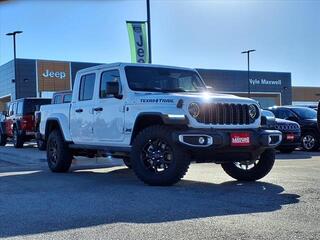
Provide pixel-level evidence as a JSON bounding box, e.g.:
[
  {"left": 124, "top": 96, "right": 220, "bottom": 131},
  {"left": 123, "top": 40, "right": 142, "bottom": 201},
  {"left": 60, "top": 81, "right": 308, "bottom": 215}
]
[{"left": 39, "top": 103, "right": 71, "bottom": 140}]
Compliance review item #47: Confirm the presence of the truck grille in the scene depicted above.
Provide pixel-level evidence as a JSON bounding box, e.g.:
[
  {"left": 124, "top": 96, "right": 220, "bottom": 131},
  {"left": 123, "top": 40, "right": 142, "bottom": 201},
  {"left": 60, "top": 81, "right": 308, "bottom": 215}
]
[
  {"left": 274, "top": 124, "right": 299, "bottom": 131},
  {"left": 196, "top": 103, "right": 251, "bottom": 125}
]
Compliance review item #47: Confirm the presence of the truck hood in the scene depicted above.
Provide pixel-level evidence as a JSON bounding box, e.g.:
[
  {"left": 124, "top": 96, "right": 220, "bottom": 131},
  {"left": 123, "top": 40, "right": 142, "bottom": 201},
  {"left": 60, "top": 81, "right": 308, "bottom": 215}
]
[
  {"left": 129, "top": 92, "right": 258, "bottom": 105},
  {"left": 275, "top": 118, "right": 298, "bottom": 125},
  {"left": 300, "top": 119, "right": 318, "bottom": 126}
]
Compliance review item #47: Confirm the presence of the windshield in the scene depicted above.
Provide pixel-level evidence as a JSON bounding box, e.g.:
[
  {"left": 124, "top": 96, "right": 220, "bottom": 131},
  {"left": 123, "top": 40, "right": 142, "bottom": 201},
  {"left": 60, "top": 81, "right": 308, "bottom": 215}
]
[
  {"left": 125, "top": 66, "right": 206, "bottom": 92},
  {"left": 291, "top": 107, "right": 317, "bottom": 120}
]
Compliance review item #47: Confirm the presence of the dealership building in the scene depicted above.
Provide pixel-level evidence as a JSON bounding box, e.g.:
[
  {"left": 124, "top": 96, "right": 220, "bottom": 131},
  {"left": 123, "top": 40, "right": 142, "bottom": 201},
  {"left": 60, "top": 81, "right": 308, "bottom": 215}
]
[{"left": 0, "top": 58, "right": 319, "bottom": 111}]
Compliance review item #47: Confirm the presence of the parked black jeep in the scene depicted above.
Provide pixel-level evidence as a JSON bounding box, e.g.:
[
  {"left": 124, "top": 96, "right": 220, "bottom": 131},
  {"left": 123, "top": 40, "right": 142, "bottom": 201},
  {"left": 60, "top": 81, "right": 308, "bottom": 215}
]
[
  {"left": 268, "top": 106, "right": 319, "bottom": 151},
  {"left": 262, "top": 110, "right": 301, "bottom": 153}
]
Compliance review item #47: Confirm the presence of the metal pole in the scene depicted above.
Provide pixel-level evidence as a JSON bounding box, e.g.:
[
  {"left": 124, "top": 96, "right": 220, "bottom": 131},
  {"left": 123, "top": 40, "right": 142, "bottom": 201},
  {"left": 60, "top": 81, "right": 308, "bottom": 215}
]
[
  {"left": 13, "top": 34, "right": 17, "bottom": 60},
  {"left": 146, "top": 0, "right": 152, "bottom": 63},
  {"left": 6, "top": 31, "right": 23, "bottom": 100},
  {"left": 241, "top": 49, "right": 255, "bottom": 98},
  {"left": 13, "top": 34, "right": 17, "bottom": 86}
]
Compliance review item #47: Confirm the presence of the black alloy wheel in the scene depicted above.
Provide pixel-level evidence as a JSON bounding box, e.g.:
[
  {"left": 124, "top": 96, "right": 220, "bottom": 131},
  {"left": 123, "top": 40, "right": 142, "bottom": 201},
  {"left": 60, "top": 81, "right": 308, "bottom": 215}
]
[
  {"left": 48, "top": 137, "right": 58, "bottom": 167},
  {"left": 141, "top": 138, "right": 174, "bottom": 174},
  {"left": 131, "top": 125, "right": 190, "bottom": 186},
  {"left": 47, "top": 130, "right": 72, "bottom": 172}
]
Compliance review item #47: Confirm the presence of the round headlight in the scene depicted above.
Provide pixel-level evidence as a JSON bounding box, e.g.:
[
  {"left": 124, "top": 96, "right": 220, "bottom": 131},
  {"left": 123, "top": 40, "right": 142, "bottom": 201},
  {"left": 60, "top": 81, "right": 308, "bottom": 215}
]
[
  {"left": 188, "top": 102, "right": 200, "bottom": 118},
  {"left": 249, "top": 104, "right": 258, "bottom": 119}
]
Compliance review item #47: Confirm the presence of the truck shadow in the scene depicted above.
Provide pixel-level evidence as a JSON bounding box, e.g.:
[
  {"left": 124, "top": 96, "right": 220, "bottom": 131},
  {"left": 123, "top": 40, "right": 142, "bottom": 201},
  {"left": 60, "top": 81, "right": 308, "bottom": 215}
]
[
  {"left": 0, "top": 167, "right": 300, "bottom": 238},
  {"left": 276, "top": 150, "right": 320, "bottom": 160}
]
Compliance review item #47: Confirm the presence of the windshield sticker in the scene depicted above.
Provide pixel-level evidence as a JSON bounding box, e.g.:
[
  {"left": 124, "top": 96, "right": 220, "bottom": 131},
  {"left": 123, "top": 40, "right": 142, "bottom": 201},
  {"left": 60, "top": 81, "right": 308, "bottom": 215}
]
[{"left": 140, "top": 99, "right": 174, "bottom": 103}]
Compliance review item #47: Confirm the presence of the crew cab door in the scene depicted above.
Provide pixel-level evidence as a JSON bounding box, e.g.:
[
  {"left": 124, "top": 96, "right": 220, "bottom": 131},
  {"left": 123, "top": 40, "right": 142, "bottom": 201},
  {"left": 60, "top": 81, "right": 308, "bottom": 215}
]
[
  {"left": 92, "top": 69, "right": 125, "bottom": 144},
  {"left": 70, "top": 73, "right": 96, "bottom": 144}
]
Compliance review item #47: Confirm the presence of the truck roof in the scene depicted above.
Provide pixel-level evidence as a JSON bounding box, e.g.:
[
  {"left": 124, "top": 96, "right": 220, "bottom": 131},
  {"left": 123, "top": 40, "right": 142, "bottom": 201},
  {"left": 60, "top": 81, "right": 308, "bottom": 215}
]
[
  {"left": 12, "top": 97, "right": 51, "bottom": 102},
  {"left": 77, "top": 62, "right": 197, "bottom": 75}
]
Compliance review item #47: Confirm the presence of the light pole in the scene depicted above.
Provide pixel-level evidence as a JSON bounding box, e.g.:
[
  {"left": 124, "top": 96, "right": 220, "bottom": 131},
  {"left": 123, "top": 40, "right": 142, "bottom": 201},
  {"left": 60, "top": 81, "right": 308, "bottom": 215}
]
[
  {"left": 241, "top": 49, "right": 255, "bottom": 98},
  {"left": 146, "top": 0, "right": 152, "bottom": 63},
  {"left": 6, "top": 31, "right": 22, "bottom": 100}
]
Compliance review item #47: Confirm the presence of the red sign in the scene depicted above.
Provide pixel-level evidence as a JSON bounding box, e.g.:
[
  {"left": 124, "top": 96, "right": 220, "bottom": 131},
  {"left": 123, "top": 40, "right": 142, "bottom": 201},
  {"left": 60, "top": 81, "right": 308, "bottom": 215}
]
[
  {"left": 286, "top": 134, "right": 295, "bottom": 141},
  {"left": 231, "top": 132, "right": 251, "bottom": 147}
]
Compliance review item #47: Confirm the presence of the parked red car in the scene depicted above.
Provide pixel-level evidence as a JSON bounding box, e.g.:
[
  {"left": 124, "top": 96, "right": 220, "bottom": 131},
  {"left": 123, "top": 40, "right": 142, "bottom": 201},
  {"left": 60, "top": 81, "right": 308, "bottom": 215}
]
[{"left": 0, "top": 98, "right": 51, "bottom": 148}]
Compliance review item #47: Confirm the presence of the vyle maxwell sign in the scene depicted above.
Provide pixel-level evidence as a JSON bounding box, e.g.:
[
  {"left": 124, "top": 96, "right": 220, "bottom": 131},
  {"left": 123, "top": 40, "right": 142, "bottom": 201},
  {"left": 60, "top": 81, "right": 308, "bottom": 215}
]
[
  {"left": 37, "top": 60, "right": 71, "bottom": 92},
  {"left": 249, "top": 78, "right": 282, "bottom": 86},
  {"left": 126, "top": 21, "right": 149, "bottom": 63}
]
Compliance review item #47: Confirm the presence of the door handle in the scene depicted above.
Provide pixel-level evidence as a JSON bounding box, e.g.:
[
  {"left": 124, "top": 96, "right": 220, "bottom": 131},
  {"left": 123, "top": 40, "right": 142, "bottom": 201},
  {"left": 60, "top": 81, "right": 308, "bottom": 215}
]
[
  {"left": 75, "top": 108, "right": 83, "bottom": 113},
  {"left": 93, "top": 107, "right": 103, "bottom": 112}
]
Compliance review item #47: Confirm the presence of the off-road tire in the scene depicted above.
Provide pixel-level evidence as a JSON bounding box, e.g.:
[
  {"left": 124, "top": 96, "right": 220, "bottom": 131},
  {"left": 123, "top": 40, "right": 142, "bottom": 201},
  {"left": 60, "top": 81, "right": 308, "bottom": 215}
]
[
  {"left": 37, "top": 139, "right": 47, "bottom": 151},
  {"left": 221, "top": 148, "right": 275, "bottom": 181},
  {"left": 47, "top": 129, "right": 72, "bottom": 172},
  {"left": 301, "top": 132, "right": 319, "bottom": 151},
  {"left": 0, "top": 134, "right": 7, "bottom": 146},
  {"left": 131, "top": 125, "right": 190, "bottom": 186},
  {"left": 13, "top": 128, "right": 24, "bottom": 148}
]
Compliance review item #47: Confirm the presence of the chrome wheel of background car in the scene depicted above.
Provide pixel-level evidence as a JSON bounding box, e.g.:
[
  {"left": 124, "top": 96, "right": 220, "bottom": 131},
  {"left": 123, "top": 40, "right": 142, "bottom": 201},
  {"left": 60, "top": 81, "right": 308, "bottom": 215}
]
[
  {"left": 234, "top": 159, "right": 260, "bottom": 171},
  {"left": 48, "top": 139, "right": 58, "bottom": 165},
  {"left": 302, "top": 135, "right": 315, "bottom": 150},
  {"left": 141, "top": 138, "right": 173, "bottom": 174}
]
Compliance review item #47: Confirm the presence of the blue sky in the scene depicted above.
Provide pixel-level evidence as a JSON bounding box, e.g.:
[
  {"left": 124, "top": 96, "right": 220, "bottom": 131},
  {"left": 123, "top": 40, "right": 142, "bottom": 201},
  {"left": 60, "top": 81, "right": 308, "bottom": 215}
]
[{"left": 0, "top": 0, "right": 319, "bottom": 86}]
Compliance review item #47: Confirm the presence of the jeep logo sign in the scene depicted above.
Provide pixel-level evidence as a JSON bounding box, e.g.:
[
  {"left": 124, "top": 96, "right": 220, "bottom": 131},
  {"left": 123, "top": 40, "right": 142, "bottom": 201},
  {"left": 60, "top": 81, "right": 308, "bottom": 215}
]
[
  {"left": 42, "top": 69, "right": 66, "bottom": 79},
  {"left": 37, "top": 60, "right": 71, "bottom": 92}
]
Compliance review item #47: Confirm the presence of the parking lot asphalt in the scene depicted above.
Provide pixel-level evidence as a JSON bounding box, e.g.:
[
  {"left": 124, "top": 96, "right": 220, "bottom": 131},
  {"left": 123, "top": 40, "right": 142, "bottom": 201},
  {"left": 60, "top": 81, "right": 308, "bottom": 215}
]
[{"left": 0, "top": 144, "right": 319, "bottom": 240}]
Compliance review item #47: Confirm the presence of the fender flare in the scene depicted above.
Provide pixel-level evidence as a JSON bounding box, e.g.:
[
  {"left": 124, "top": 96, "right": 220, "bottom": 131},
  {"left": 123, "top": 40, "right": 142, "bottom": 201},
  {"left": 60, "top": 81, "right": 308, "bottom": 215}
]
[{"left": 45, "top": 118, "right": 67, "bottom": 142}]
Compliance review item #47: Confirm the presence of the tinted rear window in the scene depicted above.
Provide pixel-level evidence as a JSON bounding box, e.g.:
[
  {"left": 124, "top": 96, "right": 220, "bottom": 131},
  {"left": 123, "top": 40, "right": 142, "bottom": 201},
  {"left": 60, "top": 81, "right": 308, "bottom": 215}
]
[
  {"left": 53, "top": 95, "right": 63, "bottom": 104},
  {"left": 63, "top": 94, "right": 72, "bottom": 103},
  {"left": 23, "top": 99, "right": 51, "bottom": 114}
]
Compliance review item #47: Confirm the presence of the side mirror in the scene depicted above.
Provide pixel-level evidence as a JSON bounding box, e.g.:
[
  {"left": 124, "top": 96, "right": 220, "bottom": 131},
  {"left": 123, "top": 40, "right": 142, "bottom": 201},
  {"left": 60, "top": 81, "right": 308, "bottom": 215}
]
[{"left": 106, "top": 81, "right": 122, "bottom": 99}]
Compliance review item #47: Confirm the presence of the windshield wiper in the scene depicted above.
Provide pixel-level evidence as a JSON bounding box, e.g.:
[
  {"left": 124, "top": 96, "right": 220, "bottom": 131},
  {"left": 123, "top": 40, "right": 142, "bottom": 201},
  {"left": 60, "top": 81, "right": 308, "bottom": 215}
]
[
  {"left": 133, "top": 88, "right": 187, "bottom": 92},
  {"left": 160, "top": 88, "right": 186, "bottom": 93}
]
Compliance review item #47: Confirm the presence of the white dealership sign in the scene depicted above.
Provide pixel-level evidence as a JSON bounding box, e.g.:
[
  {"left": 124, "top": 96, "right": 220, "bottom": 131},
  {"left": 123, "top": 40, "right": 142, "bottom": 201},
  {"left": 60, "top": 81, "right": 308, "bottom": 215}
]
[
  {"left": 249, "top": 78, "right": 282, "bottom": 86},
  {"left": 42, "top": 69, "right": 66, "bottom": 79}
]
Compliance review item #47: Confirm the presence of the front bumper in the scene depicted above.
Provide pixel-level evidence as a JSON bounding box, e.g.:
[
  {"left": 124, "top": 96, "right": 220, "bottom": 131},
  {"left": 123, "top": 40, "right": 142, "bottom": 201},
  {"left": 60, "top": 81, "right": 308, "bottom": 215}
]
[
  {"left": 172, "top": 128, "right": 282, "bottom": 163},
  {"left": 277, "top": 132, "right": 301, "bottom": 148}
]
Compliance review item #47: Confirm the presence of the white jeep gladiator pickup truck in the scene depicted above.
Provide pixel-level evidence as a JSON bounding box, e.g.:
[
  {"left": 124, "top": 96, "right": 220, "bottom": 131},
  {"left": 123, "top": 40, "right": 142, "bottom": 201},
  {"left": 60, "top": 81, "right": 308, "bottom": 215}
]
[{"left": 38, "top": 63, "right": 282, "bottom": 186}]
